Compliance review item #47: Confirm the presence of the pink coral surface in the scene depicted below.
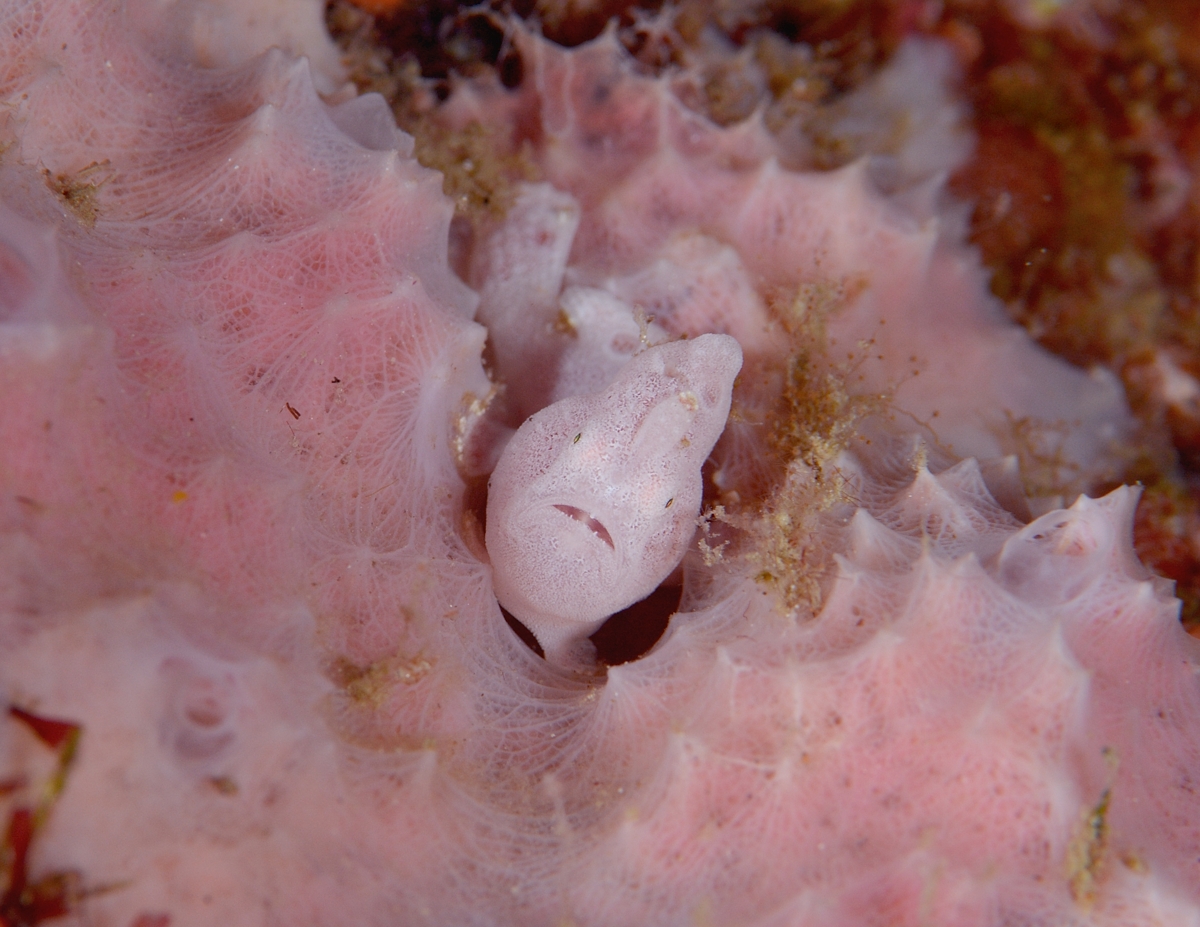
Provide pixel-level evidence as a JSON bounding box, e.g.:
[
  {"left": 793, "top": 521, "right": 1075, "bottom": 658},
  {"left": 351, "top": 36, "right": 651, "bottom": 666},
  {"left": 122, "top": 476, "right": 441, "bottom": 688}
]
[{"left": 0, "top": 2, "right": 1198, "bottom": 926}]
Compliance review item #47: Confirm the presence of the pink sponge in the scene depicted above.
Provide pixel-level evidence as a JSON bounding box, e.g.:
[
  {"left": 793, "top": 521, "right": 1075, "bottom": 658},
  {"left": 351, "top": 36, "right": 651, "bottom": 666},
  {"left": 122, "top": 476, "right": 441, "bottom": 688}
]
[{"left": 0, "top": 3, "right": 1197, "bottom": 926}]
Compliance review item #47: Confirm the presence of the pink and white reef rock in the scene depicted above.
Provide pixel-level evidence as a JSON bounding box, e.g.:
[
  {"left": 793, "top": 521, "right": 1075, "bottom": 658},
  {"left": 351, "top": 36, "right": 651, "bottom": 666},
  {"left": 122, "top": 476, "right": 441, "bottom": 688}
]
[{"left": 0, "top": 2, "right": 1197, "bottom": 926}]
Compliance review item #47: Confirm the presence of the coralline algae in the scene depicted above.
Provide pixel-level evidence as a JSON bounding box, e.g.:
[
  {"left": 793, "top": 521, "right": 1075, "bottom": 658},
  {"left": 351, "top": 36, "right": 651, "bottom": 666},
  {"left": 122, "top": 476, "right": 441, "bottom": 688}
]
[{"left": 0, "top": 2, "right": 1197, "bottom": 926}]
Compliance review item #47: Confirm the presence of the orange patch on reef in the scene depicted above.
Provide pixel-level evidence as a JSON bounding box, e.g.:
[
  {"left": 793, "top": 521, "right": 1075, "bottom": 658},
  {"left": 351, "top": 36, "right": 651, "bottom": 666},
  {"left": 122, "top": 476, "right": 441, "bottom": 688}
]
[
  {"left": 949, "top": 119, "right": 1065, "bottom": 300},
  {"left": 345, "top": 0, "right": 405, "bottom": 15},
  {"left": 1133, "top": 483, "right": 1200, "bottom": 631}
]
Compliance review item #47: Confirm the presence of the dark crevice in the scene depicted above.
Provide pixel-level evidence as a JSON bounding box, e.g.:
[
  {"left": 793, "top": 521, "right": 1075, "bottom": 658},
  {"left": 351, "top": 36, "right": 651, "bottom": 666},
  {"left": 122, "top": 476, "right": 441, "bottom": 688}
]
[
  {"left": 501, "top": 605, "right": 544, "bottom": 658},
  {"left": 500, "top": 582, "right": 681, "bottom": 667},
  {"left": 590, "top": 582, "right": 680, "bottom": 666}
]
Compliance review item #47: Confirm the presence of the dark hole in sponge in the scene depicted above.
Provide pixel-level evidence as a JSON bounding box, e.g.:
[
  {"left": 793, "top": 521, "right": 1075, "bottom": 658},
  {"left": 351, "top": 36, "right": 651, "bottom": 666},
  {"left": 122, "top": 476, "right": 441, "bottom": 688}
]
[
  {"left": 501, "top": 582, "right": 682, "bottom": 666},
  {"left": 502, "top": 606, "right": 544, "bottom": 658},
  {"left": 591, "top": 583, "right": 681, "bottom": 665}
]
